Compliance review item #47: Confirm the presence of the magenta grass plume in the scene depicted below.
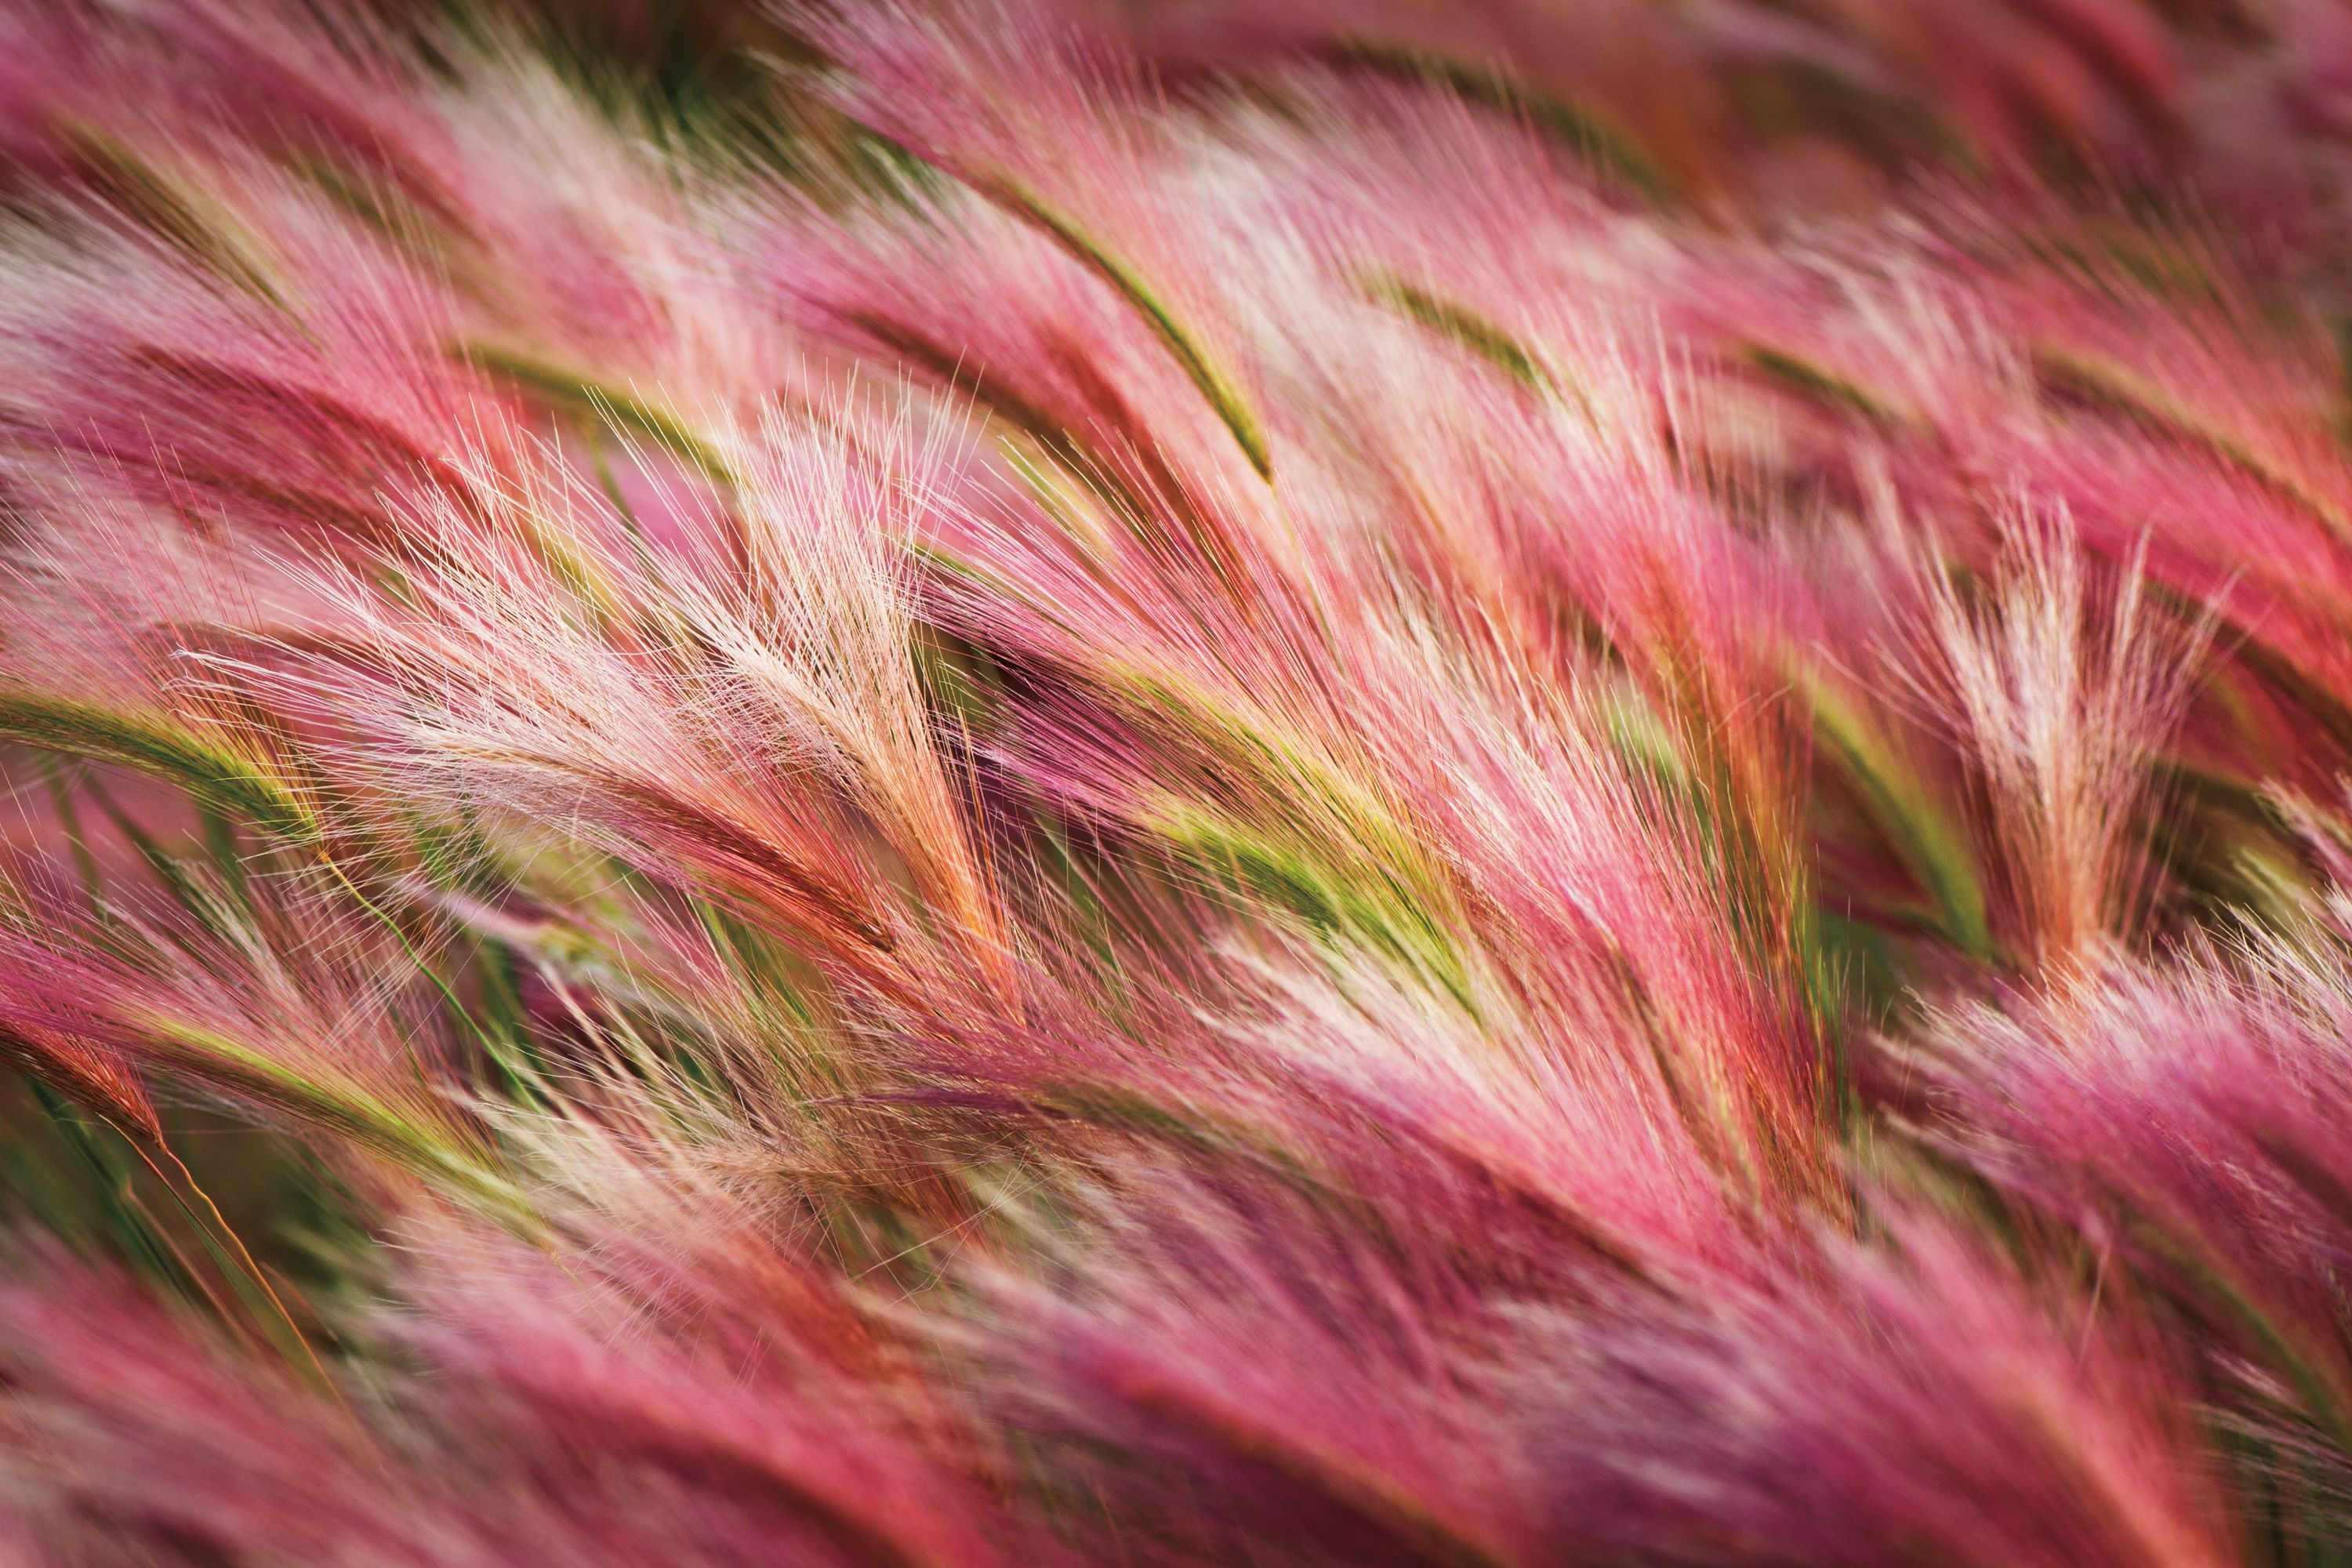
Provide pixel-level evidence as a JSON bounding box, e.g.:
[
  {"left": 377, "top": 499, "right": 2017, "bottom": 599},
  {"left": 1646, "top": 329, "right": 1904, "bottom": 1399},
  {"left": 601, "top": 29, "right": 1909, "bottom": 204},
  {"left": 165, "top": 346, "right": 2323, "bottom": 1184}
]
[{"left": 9, "top": 0, "right": 2352, "bottom": 1561}]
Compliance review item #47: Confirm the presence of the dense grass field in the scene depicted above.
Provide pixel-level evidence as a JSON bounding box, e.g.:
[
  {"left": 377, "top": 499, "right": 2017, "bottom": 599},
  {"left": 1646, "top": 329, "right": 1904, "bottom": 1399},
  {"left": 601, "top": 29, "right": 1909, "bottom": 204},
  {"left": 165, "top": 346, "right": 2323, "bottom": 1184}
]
[{"left": 5, "top": 1, "right": 2352, "bottom": 1562}]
